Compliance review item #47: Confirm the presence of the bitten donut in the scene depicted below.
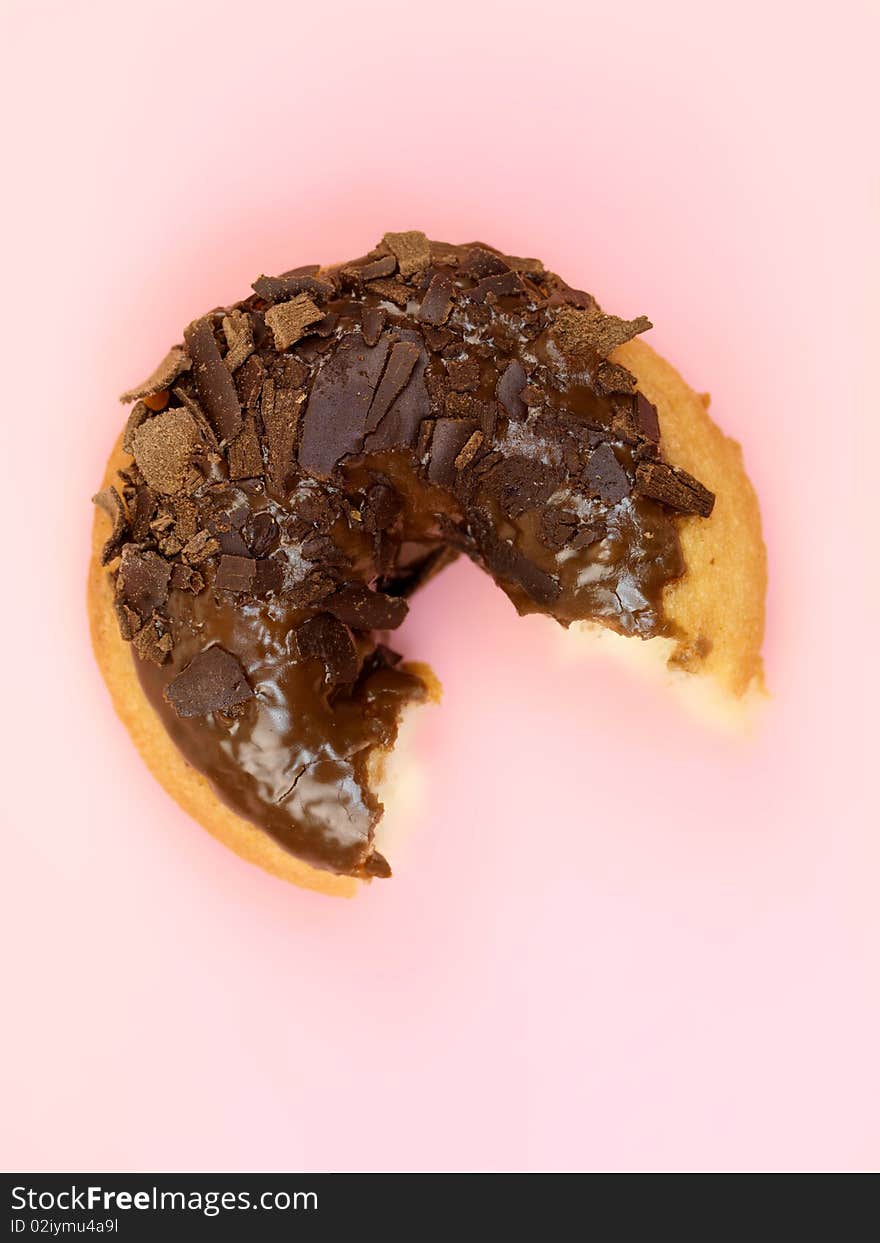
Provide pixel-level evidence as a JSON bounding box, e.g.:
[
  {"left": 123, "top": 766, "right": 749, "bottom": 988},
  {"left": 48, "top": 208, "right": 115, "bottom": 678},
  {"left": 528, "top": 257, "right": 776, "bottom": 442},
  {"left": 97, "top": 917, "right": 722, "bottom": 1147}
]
[{"left": 89, "top": 232, "right": 766, "bottom": 895}]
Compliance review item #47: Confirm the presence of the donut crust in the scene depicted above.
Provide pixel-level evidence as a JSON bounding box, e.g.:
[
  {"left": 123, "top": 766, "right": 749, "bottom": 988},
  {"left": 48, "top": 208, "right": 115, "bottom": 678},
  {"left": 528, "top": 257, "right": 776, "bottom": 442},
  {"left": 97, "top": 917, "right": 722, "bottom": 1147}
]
[{"left": 89, "top": 339, "right": 765, "bottom": 894}]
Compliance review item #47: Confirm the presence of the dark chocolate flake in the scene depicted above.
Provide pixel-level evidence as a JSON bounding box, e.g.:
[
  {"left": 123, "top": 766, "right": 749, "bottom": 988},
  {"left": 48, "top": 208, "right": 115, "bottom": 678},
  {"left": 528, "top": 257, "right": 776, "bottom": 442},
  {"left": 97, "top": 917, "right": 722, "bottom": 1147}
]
[
  {"left": 382, "top": 230, "right": 430, "bottom": 280},
  {"left": 130, "top": 408, "right": 200, "bottom": 495},
  {"left": 496, "top": 359, "right": 528, "bottom": 419},
  {"left": 120, "top": 345, "right": 191, "bottom": 404},
  {"left": 634, "top": 462, "right": 715, "bottom": 517},
  {"left": 446, "top": 357, "right": 480, "bottom": 392},
  {"left": 324, "top": 584, "right": 409, "bottom": 631},
  {"left": 117, "top": 545, "right": 171, "bottom": 621},
  {"left": 92, "top": 487, "right": 129, "bottom": 564},
  {"left": 252, "top": 273, "right": 335, "bottom": 303},
  {"left": 295, "top": 614, "right": 359, "bottom": 685},
  {"left": 359, "top": 255, "right": 397, "bottom": 281},
  {"left": 214, "top": 554, "right": 256, "bottom": 593},
  {"left": 164, "top": 646, "right": 254, "bottom": 718},
  {"left": 417, "top": 274, "right": 455, "bottom": 325},
  {"left": 221, "top": 310, "right": 254, "bottom": 373},
  {"left": 468, "top": 271, "right": 525, "bottom": 303},
  {"left": 264, "top": 294, "right": 325, "bottom": 351},
  {"left": 361, "top": 306, "right": 386, "bottom": 347},
  {"left": 473, "top": 517, "right": 561, "bottom": 605},
  {"left": 365, "top": 341, "right": 421, "bottom": 434},
  {"left": 184, "top": 317, "right": 243, "bottom": 442},
  {"left": 584, "top": 443, "right": 630, "bottom": 505},
  {"left": 552, "top": 307, "right": 652, "bottom": 360},
  {"left": 365, "top": 278, "right": 411, "bottom": 308},
  {"left": 299, "top": 336, "right": 390, "bottom": 479},
  {"left": 635, "top": 392, "right": 660, "bottom": 441}
]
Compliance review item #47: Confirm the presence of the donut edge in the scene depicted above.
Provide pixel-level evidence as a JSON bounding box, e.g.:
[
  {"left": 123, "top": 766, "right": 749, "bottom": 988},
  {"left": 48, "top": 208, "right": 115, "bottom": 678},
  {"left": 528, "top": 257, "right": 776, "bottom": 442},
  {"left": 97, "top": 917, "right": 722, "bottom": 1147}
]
[{"left": 613, "top": 338, "right": 767, "bottom": 699}]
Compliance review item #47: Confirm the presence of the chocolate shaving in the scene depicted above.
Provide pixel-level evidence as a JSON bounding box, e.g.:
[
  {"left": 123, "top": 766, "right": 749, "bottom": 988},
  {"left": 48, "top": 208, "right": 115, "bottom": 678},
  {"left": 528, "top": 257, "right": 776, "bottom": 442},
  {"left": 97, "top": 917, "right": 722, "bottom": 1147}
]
[
  {"left": 214, "top": 554, "right": 256, "bottom": 593},
  {"left": 117, "top": 545, "right": 171, "bottom": 621},
  {"left": 460, "top": 247, "right": 511, "bottom": 279},
  {"left": 170, "top": 563, "right": 204, "bottom": 593},
  {"left": 635, "top": 462, "right": 715, "bottom": 517},
  {"left": 427, "top": 418, "right": 479, "bottom": 487},
  {"left": 298, "top": 336, "right": 390, "bottom": 479},
  {"left": 252, "top": 556, "right": 284, "bottom": 597},
  {"left": 365, "top": 278, "right": 411, "bottom": 308},
  {"left": 120, "top": 345, "right": 191, "bottom": 404},
  {"left": 122, "top": 401, "right": 151, "bottom": 454},
  {"left": 361, "top": 306, "right": 386, "bottom": 347},
  {"left": 584, "top": 443, "right": 630, "bottom": 505},
  {"left": 92, "top": 487, "right": 128, "bottom": 564},
  {"left": 454, "top": 430, "right": 485, "bottom": 472},
  {"left": 242, "top": 512, "right": 279, "bottom": 558},
  {"left": 227, "top": 414, "right": 264, "bottom": 479},
  {"left": 129, "top": 483, "right": 157, "bottom": 542},
  {"left": 264, "top": 294, "right": 324, "bottom": 351},
  {"left": 365, "top": 341, "right": 421, "bottom": 433},
  {"left": 184, "top": 317, "right": 243, "bottom": 442},
  {"left": 361, "top": 483, "right": 400, "bottom": 533},
  {"left": 594, "top": 360, "right": 637, "bottom": 396},
  {"left": 359, "top": 255, "right": 397, "bottom": 281},
  {"left": 262, "top": 359, "right": 307, "bottom": 496},
  {"left": 472, "top": 516, "right": 560, "bottom": 605},
  {"left": 295, "top": 614, "right": 359, "bottom": 684},
  {"left": 382, "top": 230, "right": 430, "bottom": 280},
  {"left": 164, "top": 646, "right": 254, "bottom": 718},
  {"left": 252, "top": 274, "right": 335, "bottom": 303},
  {"left": 635, "top": 392, "right": 660, "bottom": 441},
  {"left": 221, "top": 310, "right": 254, "bottom": 373},
  {"left": 324, "top": 584, "right": 408, "bottom": 631},
  {"left": 446, "top": 358, "right": 480, "bottom": 392},
  {"left": 132, "top": 617, "right": 173, "bottom": 665},
  {"left": 482, "top": 456, "right": 562, "bottom": 517},
  {"left": 131, "top": 408, "right": 200, "bottom": 494},
  {"left": 552, "top": 307, "right": 652, "bottom": 360},
  {"left": 181, "top": 529, "right": 220, "bottom": 565},
  {"left": 417, "top": 274, "right": 455, "bottom": 325},
  {"left": 496, "top": 359, "right": 528, "bottom": 419},
  {"left": 468, "top": 271, "right": 524, "bottom": 303},
  {"left": 235, "top": 354, "right": 266, "bottom": 408}
]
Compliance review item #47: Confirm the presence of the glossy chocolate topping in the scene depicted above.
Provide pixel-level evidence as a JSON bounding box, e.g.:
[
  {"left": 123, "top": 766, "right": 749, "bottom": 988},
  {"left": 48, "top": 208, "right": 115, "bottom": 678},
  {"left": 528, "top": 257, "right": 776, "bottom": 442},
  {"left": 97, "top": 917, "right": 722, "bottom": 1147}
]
[{"left": 96, "top": 233, "right": 714, "bottom": 879}]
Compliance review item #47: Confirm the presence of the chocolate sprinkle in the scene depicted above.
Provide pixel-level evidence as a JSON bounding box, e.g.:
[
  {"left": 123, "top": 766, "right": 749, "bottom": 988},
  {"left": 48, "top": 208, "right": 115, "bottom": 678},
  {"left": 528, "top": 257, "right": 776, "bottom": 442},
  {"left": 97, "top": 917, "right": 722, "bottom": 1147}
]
[{"left": 164, "top": 646, "right": 254, "bottom": 718}]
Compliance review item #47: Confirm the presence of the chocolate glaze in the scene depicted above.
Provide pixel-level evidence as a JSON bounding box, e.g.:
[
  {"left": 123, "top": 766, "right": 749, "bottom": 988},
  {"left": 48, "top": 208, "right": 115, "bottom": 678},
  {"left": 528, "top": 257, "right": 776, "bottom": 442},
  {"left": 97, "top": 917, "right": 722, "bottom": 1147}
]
[{"left": 103, "top": 235, "right": 712, "bottom": 879}]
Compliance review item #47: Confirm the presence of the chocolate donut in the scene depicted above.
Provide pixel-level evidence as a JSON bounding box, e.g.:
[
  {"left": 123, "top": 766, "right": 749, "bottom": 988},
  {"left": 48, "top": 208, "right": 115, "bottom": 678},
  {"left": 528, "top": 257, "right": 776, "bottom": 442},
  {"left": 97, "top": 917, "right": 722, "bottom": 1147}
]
[{"left": 89, "top": 232, "right": 766, "bottom": 894}]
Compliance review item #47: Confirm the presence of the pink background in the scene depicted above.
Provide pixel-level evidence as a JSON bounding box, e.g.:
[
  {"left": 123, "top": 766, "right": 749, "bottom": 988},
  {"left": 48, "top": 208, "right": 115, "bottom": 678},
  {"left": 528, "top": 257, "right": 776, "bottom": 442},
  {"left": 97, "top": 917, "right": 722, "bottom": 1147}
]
[{"left": 2, "top": 0, "right": 877, "bottom": 1172}]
